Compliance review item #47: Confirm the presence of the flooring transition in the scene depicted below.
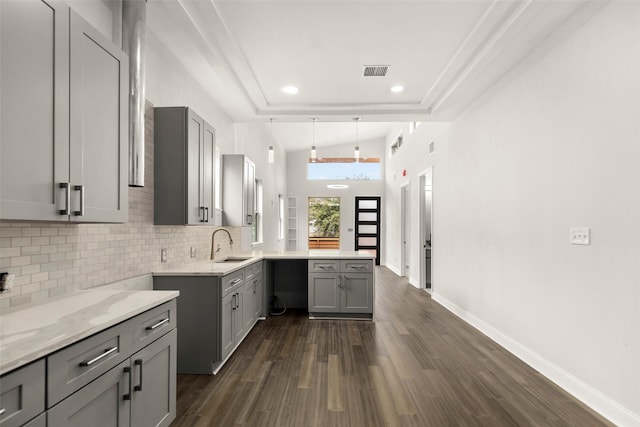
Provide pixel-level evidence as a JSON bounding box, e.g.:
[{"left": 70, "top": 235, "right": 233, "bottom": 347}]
[{"left": 172, "top": 267, "right": 613, "bottom": 427}]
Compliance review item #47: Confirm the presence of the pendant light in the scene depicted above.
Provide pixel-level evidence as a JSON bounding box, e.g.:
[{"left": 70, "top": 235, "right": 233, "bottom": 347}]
[
  {"left": 268, "top": 118, "right": 275, "bottom": 163},
  {"left": 310, "top": 118, "right": 318, "bottom": 162},
  {"left": 353, "top": 117, "right": 360, "bottom": 162}
]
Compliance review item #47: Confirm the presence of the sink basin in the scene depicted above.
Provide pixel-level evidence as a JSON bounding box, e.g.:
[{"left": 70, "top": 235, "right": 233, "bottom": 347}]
[{"left": 215, "top": 256, "right": 252, "bottom": 263}]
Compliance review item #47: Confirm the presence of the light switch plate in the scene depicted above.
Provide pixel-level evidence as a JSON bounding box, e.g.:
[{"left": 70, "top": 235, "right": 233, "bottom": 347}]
[
  {"left": 570, "top": 227, "right": 590, "bottom": 245},
  {"left": 161, "top": 248, "right": 168, "bottom": 263},
  {"left": 190, "top": 247, "right": 197, "bottom": 258}
]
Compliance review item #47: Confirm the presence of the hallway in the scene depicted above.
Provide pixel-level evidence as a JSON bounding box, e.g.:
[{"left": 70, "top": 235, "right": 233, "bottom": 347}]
[{"left": 172, "top": 267, "right": 612, "bottom": 426}]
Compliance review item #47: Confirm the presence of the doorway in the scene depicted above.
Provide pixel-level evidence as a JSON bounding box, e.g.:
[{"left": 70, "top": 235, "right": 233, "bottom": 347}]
[
  {"left": 419, "top": 170, "right": 433, "bottom": 291},
  {"left": 400, "top": 184, "right": 410, "bottom": 277},
  {"left": 308, "top": 197, "right": 340, "bottom": 249}
]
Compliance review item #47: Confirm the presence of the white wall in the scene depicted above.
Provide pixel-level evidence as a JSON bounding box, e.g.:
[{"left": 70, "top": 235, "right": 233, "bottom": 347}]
[
  {"left": 383, "top": 122, "right": 450, "bottom": 281},
  {"left": 233, "top": 123, "right": 288, "bottom": 251},
  {"left": 430, "top": 2, "right": 639, "bottom": 425},
  {"left": 287, "top": 139, "right": 385, "bottom": 252}
]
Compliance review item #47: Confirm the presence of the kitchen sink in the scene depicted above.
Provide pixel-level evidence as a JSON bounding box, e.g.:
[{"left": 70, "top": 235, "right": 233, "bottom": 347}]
[{"left": 215, "top": 256, "right": 252, "bottom": 263}]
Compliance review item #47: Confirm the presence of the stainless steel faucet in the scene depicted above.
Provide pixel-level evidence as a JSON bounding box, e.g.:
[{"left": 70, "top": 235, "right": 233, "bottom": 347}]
[{"left": 211, "top": 228, "right": 234, "bottom": 260}]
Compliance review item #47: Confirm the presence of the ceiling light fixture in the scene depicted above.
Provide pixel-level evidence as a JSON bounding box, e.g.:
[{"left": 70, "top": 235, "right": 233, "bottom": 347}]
[
  {"left": 327, "top": 184, "right": 349, "bottom": 189},
  {"left": 310, "top": 118, "right": 317, "bottom": 162},
  {"left": 390, "top": 85, "right": 404, "bottom": 93},
  {"left": 268, "top": 118, "right": 275, "bottom": 163},
  {"left": 353, "top": 117, "right": 360, "bottom": 162},
  {"left": 281, "top": 85, "right": 298, "bottom": 95}
]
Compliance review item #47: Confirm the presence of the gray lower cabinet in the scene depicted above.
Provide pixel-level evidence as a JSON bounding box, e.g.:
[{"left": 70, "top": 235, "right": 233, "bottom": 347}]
[
  {"left": 0, "top": 0, "right": 128, "bottom": 223},
  {"left": 0, "top": 300, "right": 178, "bottom": 427},
  {"left": 308, "top": 259, "right": 374, "bottom": 318},
  {"left": 0, "top": 360, "right": 45, "bottom": 427},
  {"left": 154, "top": 107, "right": 217, "bottom": 225},
  {"left": 153, "top": 261, "right": 264, "bottom": 374}
]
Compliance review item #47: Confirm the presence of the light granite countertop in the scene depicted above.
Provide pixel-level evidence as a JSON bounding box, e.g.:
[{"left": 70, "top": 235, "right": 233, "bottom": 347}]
[
  {"left": 0, "top": 289, "right": 179, "bottom": 375},
  {"left": 152, "top": 250, "right": 374, "bottom": 276}
]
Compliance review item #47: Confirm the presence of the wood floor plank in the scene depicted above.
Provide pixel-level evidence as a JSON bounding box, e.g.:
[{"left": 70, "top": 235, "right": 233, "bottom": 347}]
[
  {"left": 327, "top": 354, "right": 345, "bottom": 412},
  {"left": 171, "top": 266, "right": 614, "bottom": 427}
]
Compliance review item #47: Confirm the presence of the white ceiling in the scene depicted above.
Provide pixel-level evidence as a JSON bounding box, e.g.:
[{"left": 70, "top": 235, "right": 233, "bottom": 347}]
[{"left": 147, "top": 0, "right": 598, "bottom": 151}]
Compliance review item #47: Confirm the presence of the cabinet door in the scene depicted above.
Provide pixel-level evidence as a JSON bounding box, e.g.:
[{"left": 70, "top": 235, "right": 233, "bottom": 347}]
[
  {"left": 69, "top": 11, "right": 128, "bottom": 222},
  {"left": 243, "top": 281, "right": 256, "bottom": 331},
  {"left": 0, "top": 360, "right": 45, "bottom": 427},
  {"left": 220, "top": 292, "right": 235, "bottom": 361},
  {"left": 0, "top": 0, "right": 70, "bottom": 221},
  {"left": 186, "top": 109, "right": 204, "bottom": 224},
  {"left": 47, "top": 359, "right": 130, "bottom": 427},
  {"left": 253, "top": 276, "right": 263, "bottom": 320},
  {"left": 131, "top": 329, "right": 177, "bottom": 427},
  {"left": 243, "top": 158, "right": 255, "bottom": 225},
  {"left": 202, "top": 122, "right": 216, "bottom": 224},
  {"left": 308, "top": 273, "right": 340, "bottom": 313},
  {"left": 234, "top": 288, "right": 246, "bottom": 344},
  {"left": 341, "top": 273, "right": 374, "bottom": 314}
]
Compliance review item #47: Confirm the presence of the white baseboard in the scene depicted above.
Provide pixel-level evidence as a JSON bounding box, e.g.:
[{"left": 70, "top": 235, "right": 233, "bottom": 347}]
[
  {"left": 432, "top": 292, "right": 640, "bottom": 427},
  {"left": 385, "top": 263, "right": 401, "bottom": 276}
]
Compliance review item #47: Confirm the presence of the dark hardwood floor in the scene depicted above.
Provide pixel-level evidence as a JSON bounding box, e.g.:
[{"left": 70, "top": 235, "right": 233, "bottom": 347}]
[{"left": 172, "top": 267, "right": 612, "bottom": 427}]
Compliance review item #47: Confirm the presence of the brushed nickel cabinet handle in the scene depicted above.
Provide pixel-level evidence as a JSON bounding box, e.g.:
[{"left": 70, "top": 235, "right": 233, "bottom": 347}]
[
  {"left": 74, "top": 185, "right": 84, "bottom": 216},
  {"left": 79, "top": 346, "right": 118, "bottom": 367},
  {"left": 230, "top": 278, "right": 242, "bottom": 285},
  {"left": 0, "top": 408, "right": 6, "bottom": 416},
  {"left": 145, "top": 318, "right": 169, "bottom": 330},
  {"left": 59, "top": 182, "right": 70, "bottom": 215}
]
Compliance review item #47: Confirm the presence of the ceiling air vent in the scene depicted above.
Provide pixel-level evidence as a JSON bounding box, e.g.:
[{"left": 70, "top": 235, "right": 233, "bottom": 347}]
[{"left": 363, "top": 65, "right": 389, "bottom": 77}]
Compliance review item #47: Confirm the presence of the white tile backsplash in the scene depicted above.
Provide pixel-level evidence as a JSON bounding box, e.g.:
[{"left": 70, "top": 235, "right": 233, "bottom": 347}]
[{"left": 0, "top": 101, "right": 241, "bottom": 309}]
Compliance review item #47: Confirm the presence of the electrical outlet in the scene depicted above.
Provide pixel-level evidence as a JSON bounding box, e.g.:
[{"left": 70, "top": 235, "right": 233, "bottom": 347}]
[
  {"left": 0, "top": 272, "right": 15, "bottom": 292},
  {"left": 570, "top": 227, "right": 590, "bottom": 245},
  {"left": 161, "top": 248, "right": 168, "bottom": 263},
  {"left": 190, "top": 247, "right": 197, "bottom": 258}
]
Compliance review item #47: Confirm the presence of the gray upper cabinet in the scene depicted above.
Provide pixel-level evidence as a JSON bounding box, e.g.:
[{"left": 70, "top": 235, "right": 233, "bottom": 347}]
[
  {"left": 222, "top": 155, "right": 255, "bottom": 226},
  {"left": 0, "top": 1, "right": 128, "bottom": 223},
  {"left": 154, "top": 107, "right": 217, "bottom": 225}
]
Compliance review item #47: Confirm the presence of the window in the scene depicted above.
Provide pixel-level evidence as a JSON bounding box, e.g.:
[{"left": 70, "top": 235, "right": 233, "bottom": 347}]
[
  {"left": 278, "top": 194, "right": 285, "bottom": 240},
  {"left": 308, "top": 197, "right": 340, "bottom": 249},
  {"left": 252, "top": 179, "right": 263, "bottom": 245},
  {"left": 307, "top": 158, "right": 381, "bottom": 180}
]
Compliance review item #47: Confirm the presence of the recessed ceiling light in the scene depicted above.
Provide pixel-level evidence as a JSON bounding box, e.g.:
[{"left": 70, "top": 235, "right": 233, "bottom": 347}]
[
  {"left": 281, "top": 85, "right": 299, "bottom": 95},
  {"left": 327, "top": 184, "right": 349, "bottom": 189},
  {"left": 390, "top": 85, "right": 404, "bottom": 93}
]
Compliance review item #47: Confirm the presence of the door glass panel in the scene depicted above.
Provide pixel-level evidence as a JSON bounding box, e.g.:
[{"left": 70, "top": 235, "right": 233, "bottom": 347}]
[
  {"left": 358, "top": 224, "right": 377, "bottom": 234},
  {"left": 358, "top": 199, "right": 378, "bottom": 209},
  {"left": 358, "top": 212, "right": 376, "bottom": 222},
  {"left": 358, "top": 237, "right": 377, "bottom": 246}
]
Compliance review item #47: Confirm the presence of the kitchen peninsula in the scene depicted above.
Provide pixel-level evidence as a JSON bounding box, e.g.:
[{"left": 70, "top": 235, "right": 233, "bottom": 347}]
[{"left": 153, "top": 250, "right": 374, "bottom": 374}]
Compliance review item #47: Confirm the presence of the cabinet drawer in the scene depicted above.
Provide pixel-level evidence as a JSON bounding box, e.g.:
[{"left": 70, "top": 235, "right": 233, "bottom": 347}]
[
  {"left": 131, "top": 300, "right": 177, "bottom": 353},
  {"left": 308, "top": 259, "right": 340, "bottom": 273},
  {"left": 221, "top": 269, "right": 244, "bottom": 296},
  {"left": 0, "top": 360, "right": 45, "bottom": 427},
  {"left": 341, "top": 259, "right": 373, "bottom": 273},
  {"left": 245, "top": 261, "right": 263, "bottom": 281},
  {"left": 47, "top": 322, "right": 131, "bottom": 407}
]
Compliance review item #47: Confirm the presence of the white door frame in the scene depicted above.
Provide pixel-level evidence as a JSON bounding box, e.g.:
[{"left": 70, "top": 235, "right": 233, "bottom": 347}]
[
  {"left": 400, "top": 182, "right": 410, "bottom": 277},
  {"left": 419, "top": 168, "right": 433, "bottom": 290}
]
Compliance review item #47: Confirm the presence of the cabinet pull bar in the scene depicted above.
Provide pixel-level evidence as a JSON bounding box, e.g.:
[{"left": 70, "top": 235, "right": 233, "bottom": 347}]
[
  {"left": 146, "top": 318, "right": 170, "bottom": 330},
  {"left": 0, "top": 408, "right": 6, "bottom": 416},
  {"left": 74, "top": 185, "right": 85, "bottom": 216},
  {"left": 232, "top": 293, "right": 236, "bottom": 310},
  {"left": 200, "top": 206, "right": 205, "bottom": 222},
  {"left": 205, "top": 207, "right": 209, "bottom": 223},
  {"left": 123, "top": 366, "right": 132, "bottom": 400},
  {"left": 230, "top": 278, "right": 242, "bottom": 285},
  {"left": 134, "top": 359, "right": 143, "bottom": 391},
  {"left": 59, "top": 182, "right": 70, "bottom": 215},
  {"left": 79, "top": 346, "right": 118, "bottom": 367}
]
